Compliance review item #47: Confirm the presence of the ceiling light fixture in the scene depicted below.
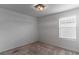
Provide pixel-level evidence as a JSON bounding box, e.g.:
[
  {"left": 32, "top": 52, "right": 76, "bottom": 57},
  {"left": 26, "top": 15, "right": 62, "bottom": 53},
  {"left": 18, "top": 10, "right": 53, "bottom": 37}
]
[{"left": 34, "top": 4, "right": 46, "bottom": 12}]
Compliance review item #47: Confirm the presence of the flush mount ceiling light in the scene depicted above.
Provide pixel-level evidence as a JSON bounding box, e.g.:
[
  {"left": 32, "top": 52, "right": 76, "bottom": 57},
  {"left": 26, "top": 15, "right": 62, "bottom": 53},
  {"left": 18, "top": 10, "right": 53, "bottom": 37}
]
[{"left": 33, "top": 4, "right": 46, "bottom": 12}]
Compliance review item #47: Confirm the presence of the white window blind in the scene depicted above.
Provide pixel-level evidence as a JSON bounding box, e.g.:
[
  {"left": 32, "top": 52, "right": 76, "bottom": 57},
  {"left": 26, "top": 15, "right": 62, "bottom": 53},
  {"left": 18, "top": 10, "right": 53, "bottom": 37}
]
[{"left": 59, "top": 15, "right": 76, "bottom": 40}]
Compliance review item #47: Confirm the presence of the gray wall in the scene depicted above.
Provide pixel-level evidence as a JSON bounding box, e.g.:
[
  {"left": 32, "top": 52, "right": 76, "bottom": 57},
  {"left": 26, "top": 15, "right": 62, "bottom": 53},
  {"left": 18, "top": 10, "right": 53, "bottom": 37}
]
[
  {"left": 0, "top": 8, "right": 38, "bottom": 52},
  {"left": 39, "top": 8, "right": 79, "bottom": 52}
]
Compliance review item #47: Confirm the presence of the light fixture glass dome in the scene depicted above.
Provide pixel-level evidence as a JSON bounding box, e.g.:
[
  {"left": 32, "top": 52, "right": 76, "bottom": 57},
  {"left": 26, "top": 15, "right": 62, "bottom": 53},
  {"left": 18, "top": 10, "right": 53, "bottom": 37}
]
[{"left": 34, "top": 4, "right": 46, "bottom": 12}]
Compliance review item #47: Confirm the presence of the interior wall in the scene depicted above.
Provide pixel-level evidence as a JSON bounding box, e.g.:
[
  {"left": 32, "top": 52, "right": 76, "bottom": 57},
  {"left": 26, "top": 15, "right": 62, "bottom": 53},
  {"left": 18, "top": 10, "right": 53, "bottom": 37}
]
[
  {"left": 39, "top": 8, "right": 79, "bottom": 52},
  {"left": 0, "top": 8, "right": 38, "bottom": 52}
]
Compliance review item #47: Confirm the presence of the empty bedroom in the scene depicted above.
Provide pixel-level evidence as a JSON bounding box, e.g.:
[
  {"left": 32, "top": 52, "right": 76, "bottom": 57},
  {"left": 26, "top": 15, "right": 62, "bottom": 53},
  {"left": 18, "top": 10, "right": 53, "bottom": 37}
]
[{"left": 0, "top": 4, "right": 79, "bottom": 55}]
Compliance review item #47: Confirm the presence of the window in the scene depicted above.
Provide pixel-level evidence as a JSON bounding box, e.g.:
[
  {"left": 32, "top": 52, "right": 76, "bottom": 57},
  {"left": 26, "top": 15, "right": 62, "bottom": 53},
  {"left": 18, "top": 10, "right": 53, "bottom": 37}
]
[{"left": 59, "top": 15, "right": 76, "bottom": 40}]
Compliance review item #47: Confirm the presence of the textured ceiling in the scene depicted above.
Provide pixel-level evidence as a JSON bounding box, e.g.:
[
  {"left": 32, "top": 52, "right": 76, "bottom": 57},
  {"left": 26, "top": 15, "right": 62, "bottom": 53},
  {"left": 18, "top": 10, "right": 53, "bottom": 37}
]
[{"left": 0, "top": 4, "right": 79, "bottom": 17}]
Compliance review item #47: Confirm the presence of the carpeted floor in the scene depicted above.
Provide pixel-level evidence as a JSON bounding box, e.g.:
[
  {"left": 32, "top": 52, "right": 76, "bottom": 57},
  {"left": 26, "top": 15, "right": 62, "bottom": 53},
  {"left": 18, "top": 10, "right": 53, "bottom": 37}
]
[{"left": 0, "top": 41, "right": 79, "bottom": 55}]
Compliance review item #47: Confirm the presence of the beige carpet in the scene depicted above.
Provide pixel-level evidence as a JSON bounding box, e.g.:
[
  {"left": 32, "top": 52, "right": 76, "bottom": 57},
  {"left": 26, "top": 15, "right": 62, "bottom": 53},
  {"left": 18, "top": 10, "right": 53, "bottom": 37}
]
[{"left": 0, "top": 42, "right": 79, "bottom": 55}]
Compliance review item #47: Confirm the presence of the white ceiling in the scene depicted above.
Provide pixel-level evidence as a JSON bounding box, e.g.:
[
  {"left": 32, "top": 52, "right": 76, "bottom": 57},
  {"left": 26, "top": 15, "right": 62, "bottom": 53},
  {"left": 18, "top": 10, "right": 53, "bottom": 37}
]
[{"left": 0, "top": 4, "right": 79, "bottom": 17}]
